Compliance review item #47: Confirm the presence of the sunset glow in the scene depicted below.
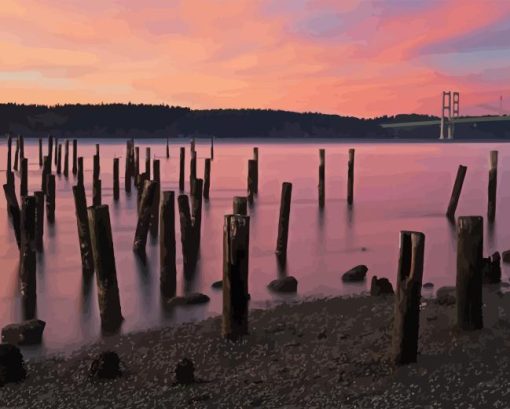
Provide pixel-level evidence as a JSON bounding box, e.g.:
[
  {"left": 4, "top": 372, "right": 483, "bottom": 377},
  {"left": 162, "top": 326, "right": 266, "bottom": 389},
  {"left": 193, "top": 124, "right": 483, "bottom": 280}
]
[{"left": 0, "top": 0, "right": 509, "bottom": 117}]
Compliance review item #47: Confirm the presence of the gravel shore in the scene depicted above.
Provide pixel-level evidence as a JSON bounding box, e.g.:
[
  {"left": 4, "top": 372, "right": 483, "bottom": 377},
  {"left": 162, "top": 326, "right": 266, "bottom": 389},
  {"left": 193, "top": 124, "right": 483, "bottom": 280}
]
[{"left": 2, "top": 286, "right": 510, "bottom": 408}]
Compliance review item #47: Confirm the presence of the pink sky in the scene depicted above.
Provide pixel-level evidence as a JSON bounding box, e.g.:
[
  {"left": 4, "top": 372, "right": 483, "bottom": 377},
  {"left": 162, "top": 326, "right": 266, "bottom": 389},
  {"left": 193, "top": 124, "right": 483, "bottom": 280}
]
[{"left": 0, "top": 0, "right": 509, "bottom": 117}]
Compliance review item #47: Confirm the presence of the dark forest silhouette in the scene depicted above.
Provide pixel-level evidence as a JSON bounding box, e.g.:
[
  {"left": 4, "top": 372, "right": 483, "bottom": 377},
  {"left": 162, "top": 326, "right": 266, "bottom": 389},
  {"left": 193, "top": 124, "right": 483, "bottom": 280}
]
[{"left": 0, "top": 103, "right": 508, "bottom": 139}]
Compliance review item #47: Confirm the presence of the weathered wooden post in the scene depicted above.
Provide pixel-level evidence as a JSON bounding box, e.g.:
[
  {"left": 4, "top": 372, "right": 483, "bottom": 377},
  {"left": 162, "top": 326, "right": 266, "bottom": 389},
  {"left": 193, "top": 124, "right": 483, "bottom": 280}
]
[
  {"left": 124, "top": 142, "right": 132, "bottom": 193},
  {"left": 72, "top": 139, "right": 78, "bottom": 175},
  {"left": 57, "top": 143, "right": 62, "bottom": 175},
  {"left": 6, "top": 134, "right": 12, "bottom": 174},
  {"left": 72, "top": 184, "right": 94, "bottom": 275},
  {"left": 34, "top": 191, "right": 44, "bottom": 252},
  {"left": 488, "top": 151, "right": 497, "bottom": 222},
  {"left": 203, "top": 158, "right": 211, "bottom": 200},
  {"left": 87, "top": 205, "right": 123, "bottom": 330},
  {"left": 20, "top": 158, "right": 28, "bottom": 198},
  {"left": 247, "top": 159, "right": 257, "bottom": 204},
  {"left": 95, "top": 143, "right": 100, "bottom": 156},
  {"left": 46, "top": 174, "right": 55, "bottom": 223},
  {"left": 93, "top": 179, "right": 102, "bottom": 206},
  {"left": 3, "top": 183, "right": 21, "bottom": 248},
  {"left": 38, "top": 137, "right": 43, "bottom": 167},
  {"left": 392, "top": 231, "right": 425, "bottom": 366},
  {"left": 134, "top": 146, "right": 140, "bottom": 184},
  {"left": 191, "top": 136, "right": 196, "bottom": 154},
  {"left": 446, "top": 165, "right": 467, "bottom": 219},
  {"left": 54, "top": 137, "right": 58, "bottom": 166},
  {"left": 347, "top": 148, "right": 355, "bottom": 205},
  {"left": 253, "top": 147, "right": 258, "bottom": 194},
  {"left": 319, "top": 149, "right": 325, "bottom": 208},
  {"left": 19, "top": 196, "right": 36, "bottom": 307},
  {"left": 191, "top": 178, "right": 203, "bottom": 259},
  {"left": 160, "top": 191, "right": 177, "bottom": 298},
  {"left": 275, "top": 182, "right": 292, "bottom": 258},
  {"left": 190, "top": 150, "right": 196, "bottom": 191},
  {"left": 137, "top": 172, "right": 149, "bottom": 213},
  {"left": 113, "top": 158, "right": 119, "bottom": 201},
  {"left": 145, "top": 147, "right": 151, "bottom": 179},
  {"left": 150, "top": 159, "right": 160, "bottom": 237},
  {"left": 13, "top": 137, "right": 19, "bottom": 171},
  {"left": 178, "top": 194, "right": 194, "bottom": 276},
  {"left": 166, "top": 137, "right": 170, "bottom": 159},
  {"left": 457, "top": 216, "right": 483, "bottom": 330},
  {"left": 93, "top": 153, "right": 100, "bottom": 183},
  {"left": 222, "top": 214, "right": 250, "bottom": 340},
  {"left": 210, "top": 136, "right": 214, "bottom": 160},
  {"left": 233, "top": 196, "right": 248, "bottom": 215},
  {"left": 41, "top": 156, "right": 50, "bottom": 193},
  {"left": 179, "top": 147, "right": 185, "bottom": 191},
  {"left": 47, "top": 135, "right": 53, "bottom": 170},
  {"left": 19, "top": 135, "right": 24, "bottom": 161},
  {"left": 77, "top": 157, "right": 84, "bottom": 187},
  {"left": 63, "top": 140, "right": 69, "bottom": 177},
  {"left": 133, "top": 180, "right": 158, "bottom": 257}
]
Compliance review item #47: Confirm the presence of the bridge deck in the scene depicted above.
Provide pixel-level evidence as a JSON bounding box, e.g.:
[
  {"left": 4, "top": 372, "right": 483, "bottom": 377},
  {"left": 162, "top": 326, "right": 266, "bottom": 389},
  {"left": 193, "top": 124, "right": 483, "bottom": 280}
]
[{"left": 380, "top": 116, "right": 510, "bottom": 128}]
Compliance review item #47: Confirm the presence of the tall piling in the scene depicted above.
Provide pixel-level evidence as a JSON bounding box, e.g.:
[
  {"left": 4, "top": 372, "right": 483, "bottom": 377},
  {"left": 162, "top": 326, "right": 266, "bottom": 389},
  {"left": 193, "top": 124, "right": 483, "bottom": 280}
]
[
  {"left": 275, "top": 182, "right": 292, "bottom": 258},
  {"left": 166, "top": 137, "right": 170, "bottom": 159},
  {"left": 57, "top": 144, "right": 62, "bottom": 175},
  {"left": 38, "top": 137, "right": 43, "bottom": 167},
  {"left": 113, "top": 158, "right": 119, "bottom": 201},
  {"left": 203, "top": 158, "right": 211, "bottom": 200},
  {"left": 6, "top": 134, "right": 12, "bottom": 177},
  {"left": 190, "top": 150, "right": 196, "bottom": 191},
  {"left": 72, "top": 184, "right": 94, "bottom": 275},
  {"left": 72, "top": 139, "right": 78, "bottom": 175},
  {"left": 3, "top": 182, "right": 21, "bottom": 248},
  {"left": 253, "top": 147, "right": 258, "bottom": 194},
  {"left": 41, "top": 156, "right": 50, "bottom": 193},
  {"left": 77, "top": 157, "right": 84, "bottom": 187},
  {"left": 392, "top": 231, "right": 425, "bottom": 365},
  {"left": 137, "top": 172, "right": 149, "bottom": 213},
  {"left": 47, "top": 135, "right": 53, "bottom": 171},
  {"left": 488, "top": 151, "right": 497, "bottom": 222},
  {"left": 87, "top": 205, "right": 123, "bottom": 330},
  {"left": 93, "top": 154, "right": 100, "bottom": 183},
  {"left": 46, "top": 174, "right": 55, "bottom": 223},
  {"left": 54, "top": 137, "right": 58, "bottom": 166},
  {"left": 20, "top": 158, "right": 28, "bottom": 198},
  {"left": 247, "top": 159, "right": 257, "bottom": 204},
  {"left": 179, "top": 147, "right": 185, "bottom": 191},
  {"left": 133, "top": 180, "right": 158, "bottom": 257},
  {"left": 319, "top": 149, "right": 325, "bottom": 208},
  {"left": 191, "top": 178, "right": 203, "bottom": 258},
  {"left": 457, "top": 216, "right": 483, "bottom": 330},
  {"left": 19, "top": 135, "right": 24, "bottom": 161},
  {"left": 150, "top": 159, "right": 160, "bottom": 237},
  {"left": 34, "top": 191, "right": 44, "bottom": 252},
  {"left": 93, "top": 179, "right": 102, "bottom": 206},
  {"left": 160, "top": 191, "right": 177, "bottom": 298},
  {"left": 145, "top": 147, "right": 151, "bottom": 179},
  {"left": 134, "top": 146, "right": 140, "bottom": 184},
  {"left": 124, "top": 141, "right": 132, "bottom": 193},
  {"left": 347, "top": 148, "right": 355, "bottom": 205},
  {"left": 13, "top": 137, "right": 19, "bottom": 172},
  {"left": 63, "top": 140, "right": 69, "bottom": 177},
  {"left": 446, "top": 165, "right": 467, "bottom": 219},
  {"left": 233, "top": 196, "right": 248, "bottom": 215},
  {"left": 178, "top": 194, "right": 194, "bottom": 276},
  {"left": 222, "top": 214, "right": 250, "bottom": 340},
  {"left": 210, "top": 136, "right": 214, "bottom": 160},
  {"left": 19, "top": 196, "right": 37, "bottom": 312}
]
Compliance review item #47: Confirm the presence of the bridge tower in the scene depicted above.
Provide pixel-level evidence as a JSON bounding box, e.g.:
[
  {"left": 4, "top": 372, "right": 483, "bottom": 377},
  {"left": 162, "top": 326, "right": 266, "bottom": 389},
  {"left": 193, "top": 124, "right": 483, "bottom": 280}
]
[{"left": 440, "top": 91, "right": 459, "bottom": 140}]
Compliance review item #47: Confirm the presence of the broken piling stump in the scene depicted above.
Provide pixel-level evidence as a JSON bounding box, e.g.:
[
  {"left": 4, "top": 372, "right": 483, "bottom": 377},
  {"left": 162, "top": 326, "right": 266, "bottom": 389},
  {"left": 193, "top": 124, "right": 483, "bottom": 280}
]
[
  {"left": 319, "top": 149, "right": 325, "bottom": 208},
  {"left": 178, "top": 194, "right": 194, "bottom": 276},
  {"left": 150, "top": 159, "right": 160, "bottom": 237},
  {"left": 247, "top": 159, "right": 257, "bottom": 204},
  {"left": 133, "top": 180, "right": 158, "bottom": 257},
  {"left": 93, "top": 179, "right": 102, "bottom": 206},
  {"left": 190, "top": 150, "right": 197, "bottom": 191},
  {"left": 72, "top": 184, "right": 94, "bottom": 275},
  {"left": 446, "top": 165, "right": 467, "bottom": 219},
  {"left": 276, "top": 182, "right": 292, "bottom": 259},
  {"left": 347, "top": 148, "right": 355, "bottom": 205},
  {"left": 233, "top": 196, "right": 247, "bottom": 215},
  {"left": 57, "top": 143, "right": 62, "bottom": 175},
  {"left": 160, "top": 191, "right": 177, "bottom": 298}
]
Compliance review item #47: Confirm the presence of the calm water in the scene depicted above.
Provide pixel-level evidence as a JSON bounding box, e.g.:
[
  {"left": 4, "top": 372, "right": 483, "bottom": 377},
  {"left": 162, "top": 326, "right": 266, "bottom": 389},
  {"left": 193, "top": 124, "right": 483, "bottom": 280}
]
[{"left": 1, "top": 139, "right": 509, "bottom": 357}]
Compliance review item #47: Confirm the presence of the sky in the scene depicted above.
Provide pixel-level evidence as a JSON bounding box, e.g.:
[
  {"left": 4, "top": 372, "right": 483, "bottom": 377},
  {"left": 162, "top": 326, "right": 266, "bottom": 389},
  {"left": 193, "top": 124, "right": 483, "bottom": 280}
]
[{"left": 0, "top": 0, "right": 509, "bottom": 118}]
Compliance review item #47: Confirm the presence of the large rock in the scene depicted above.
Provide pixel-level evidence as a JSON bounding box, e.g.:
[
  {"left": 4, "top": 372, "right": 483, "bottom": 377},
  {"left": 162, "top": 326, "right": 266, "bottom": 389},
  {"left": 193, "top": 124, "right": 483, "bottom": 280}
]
[
  {"left": 483, "top": 252, "right": 501, "bottom": 284},
  {"left": 370, "top": 276, "right": 394, "bottom": 296},
  {"left": 0, "top": 344, "right": 26, "bottom": 386},
  {"left": 1, "top": 319, "right": 46, "bottom": 345},
  {"left": 341, "top": 265, "right": 368, "bottom": 282},
  {"left": 267, "top": 276, "right": 298, "bottom": 293},
  {"left": 167, "top": 293, "right": 210, "bottom": 307},
  {"left": 89, "top": 351, "right": 122, "bottom": 379},
  {"left": 211, "top": 280, "right": 223, "bottom": 289},
  {"left": 175, "top": 358, "right": 195, "bottom": 384},
  {"left": 436, "top": 286, "right": 456, "bottom": 306},
  {"left": 502, "top": 250, "right": 510, "bottom": 263}
]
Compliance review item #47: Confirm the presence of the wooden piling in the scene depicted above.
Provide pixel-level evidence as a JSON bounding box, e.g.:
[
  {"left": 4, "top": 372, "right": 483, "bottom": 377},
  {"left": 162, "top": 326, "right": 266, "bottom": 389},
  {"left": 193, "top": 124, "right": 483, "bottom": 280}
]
[
  {"left": 319, "top": 149, "right": 325, "bottom": 208},
  {"left": 7, "top": 134, "right": 12, "bottom": 175},
  {"left": 19, "top": 135, "right": 24, "bottom": 161},
  {"left": 34, "top": 191, "right": 44, "bottom": 252},
  {"left": 19, "top": 196, "right": 36, "bottom": 301},
  {"left": 47, "top": 135, "right": 53, "bottom": 171},
  {"left": 133, "top": 180, "right": 158, "bottom": 256},
  {"left": 488, "top": 151, "right": 497, "bottom": 222},
  {"left": 137, "top": 172, "right": 149, "bottom": 213},
  {"left": 191, "top": 136, "right": 195, "bottom": 154},
  {"left": 150, "top": 159, "right": 160, "bottom": 237},
  {"left": 210, "top": 136, "right": 214, "bottom": 160},
  {"left": 3, "top": 183, "right": 21, "bottom": 248},
  {"left": 72, "top": 184, "right": 94, "bottom": 275},
  {"left": 145, "top": 147, "right": 151, "bottom": 179},
  {"left": 222, "top": 214, "right": 250, "bottom": 340},
  {"left": 392, "top": 231, "right": 425, "bottom": 366},
  {"left": 124, "top": 141, "right": 132, "bottom": 193},
  {"left": 233, "top": 196, "right": 248, "bottom": 215},
  {"left": 347, "top": 148, "right": 355, "bottom": 205},
  {"left": 446, "top": 165, "right": 467, "bottom": 219},
  {"left": 457, "top": 216, "right": 483, "bottom": 330},
  {"left": 166, "top": 137, "right": 170, "bottom": 159},
  {"left": 203, "top": 158, "right": 211, "bottom": 200},
  {"left": 93, "top": 179, "right": 102, "bottom": 206},
  {"left": 95, "top": 143, "right": 99, "bottom": 156},
  {"left": 93, "top": 154, "right": 100, "bottom": 183},
  {"left": 46, "top": 174, "right": 55, "bottom": 223},
  {"left": 72, "top": 139, "right": 78, "bottom": 175},
  {"left": 57, "top": 144, "right": 62, "bottom": 175},
  {"left": 247, "top": 159, "right": 257, "bottom": 204},
  {"left": 113, "top": 158, "right": 119, "bottom": 201},
  {"left": 253, "top": 147, "right": 258, "bottom": 194},
  {"left": 275, "top": 182, "right": 292, "bottom": 258},
  {"left": 77, "top": 157, "right": 84, "bottom": 187},
  {"left": 87, "top": 205, "right": 123, "bottom": 330},
  {"left": 63, "top": 140, "right": 69, "bottom": 177},
  {"left": 179, "top": 147, "right": 185, "bottom": 191},
  {"left": 190, "top": 150, "right": 196, "bottom": 191},
  {"left": 191, "top": 178, "right": 203, "bottom": 258},
  {"left": 134, "top": 146, "right": 140, "bottom": 183},
  {"left": 41, "top": 156, "right": 50, "bottom": 193},
  {"left": 20, "top": 158, "right": 28, "bottom": 198},
  {"left": 178, "top": 194, "right": 194, "bottom": 276},
  {"left": 13, "top": 137, "right": 19, "bottom": 171},
  {"left": 160, "top": 191, "right": 177, "bottom": 298},
  {"left": 38, "top": 137, "right": 43, "bottom": 167},
  {"left": 54, "top": 137, "right": 58, "bottom": 166}
]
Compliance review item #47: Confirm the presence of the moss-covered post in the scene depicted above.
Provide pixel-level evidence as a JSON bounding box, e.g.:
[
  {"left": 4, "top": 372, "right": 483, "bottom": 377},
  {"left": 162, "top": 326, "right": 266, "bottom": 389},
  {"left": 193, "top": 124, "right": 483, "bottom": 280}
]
[{"left": 392, "top": 231, "right": 425, "bottom": 366}]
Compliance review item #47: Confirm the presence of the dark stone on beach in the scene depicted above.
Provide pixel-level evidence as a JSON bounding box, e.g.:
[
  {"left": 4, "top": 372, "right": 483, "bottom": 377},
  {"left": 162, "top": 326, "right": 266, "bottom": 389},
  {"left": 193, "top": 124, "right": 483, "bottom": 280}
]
[
  {"left": 1, "top": 319, "right": 46, "bottom": 345},
  {"left": 502, "top": 250, "right": 510, "bottom": 263},
  {"left": 176, "top": 358, "right": 195, "bottom": 384},
  {"left": 89, "top": 351, "right": 122, "bottom": 379},
  {"left": 211, "top": 280, "right": 223, "bottom": 289},
  {"left": 317, "top": 329, "right": 327, "bottom": 339},
  {"left": 423, "top": 282, "right": 434, "bottom": 289},
  {"left": 483, "top": 252, "right": 501, "bottom": 284},
  {"left": 267, "top": 276, "right": 298, "bottom": 293},
  {"left": 167, "top": 293, "right": 210, "bottom": 307},
  {"left": 436, "top": 286, "right": 456, "bottom": 306},
  {"left": 342, "top": 265, "right": 368, "bottom": 282},
  {"left": 188, "top": 393, "right": 210, "bottom": 404},
  {"left": 0, "top": 344, "right": 26, "bottom": 386},
  {"left": 370, "top": 276, "right": 394, "bottom": 296}
]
